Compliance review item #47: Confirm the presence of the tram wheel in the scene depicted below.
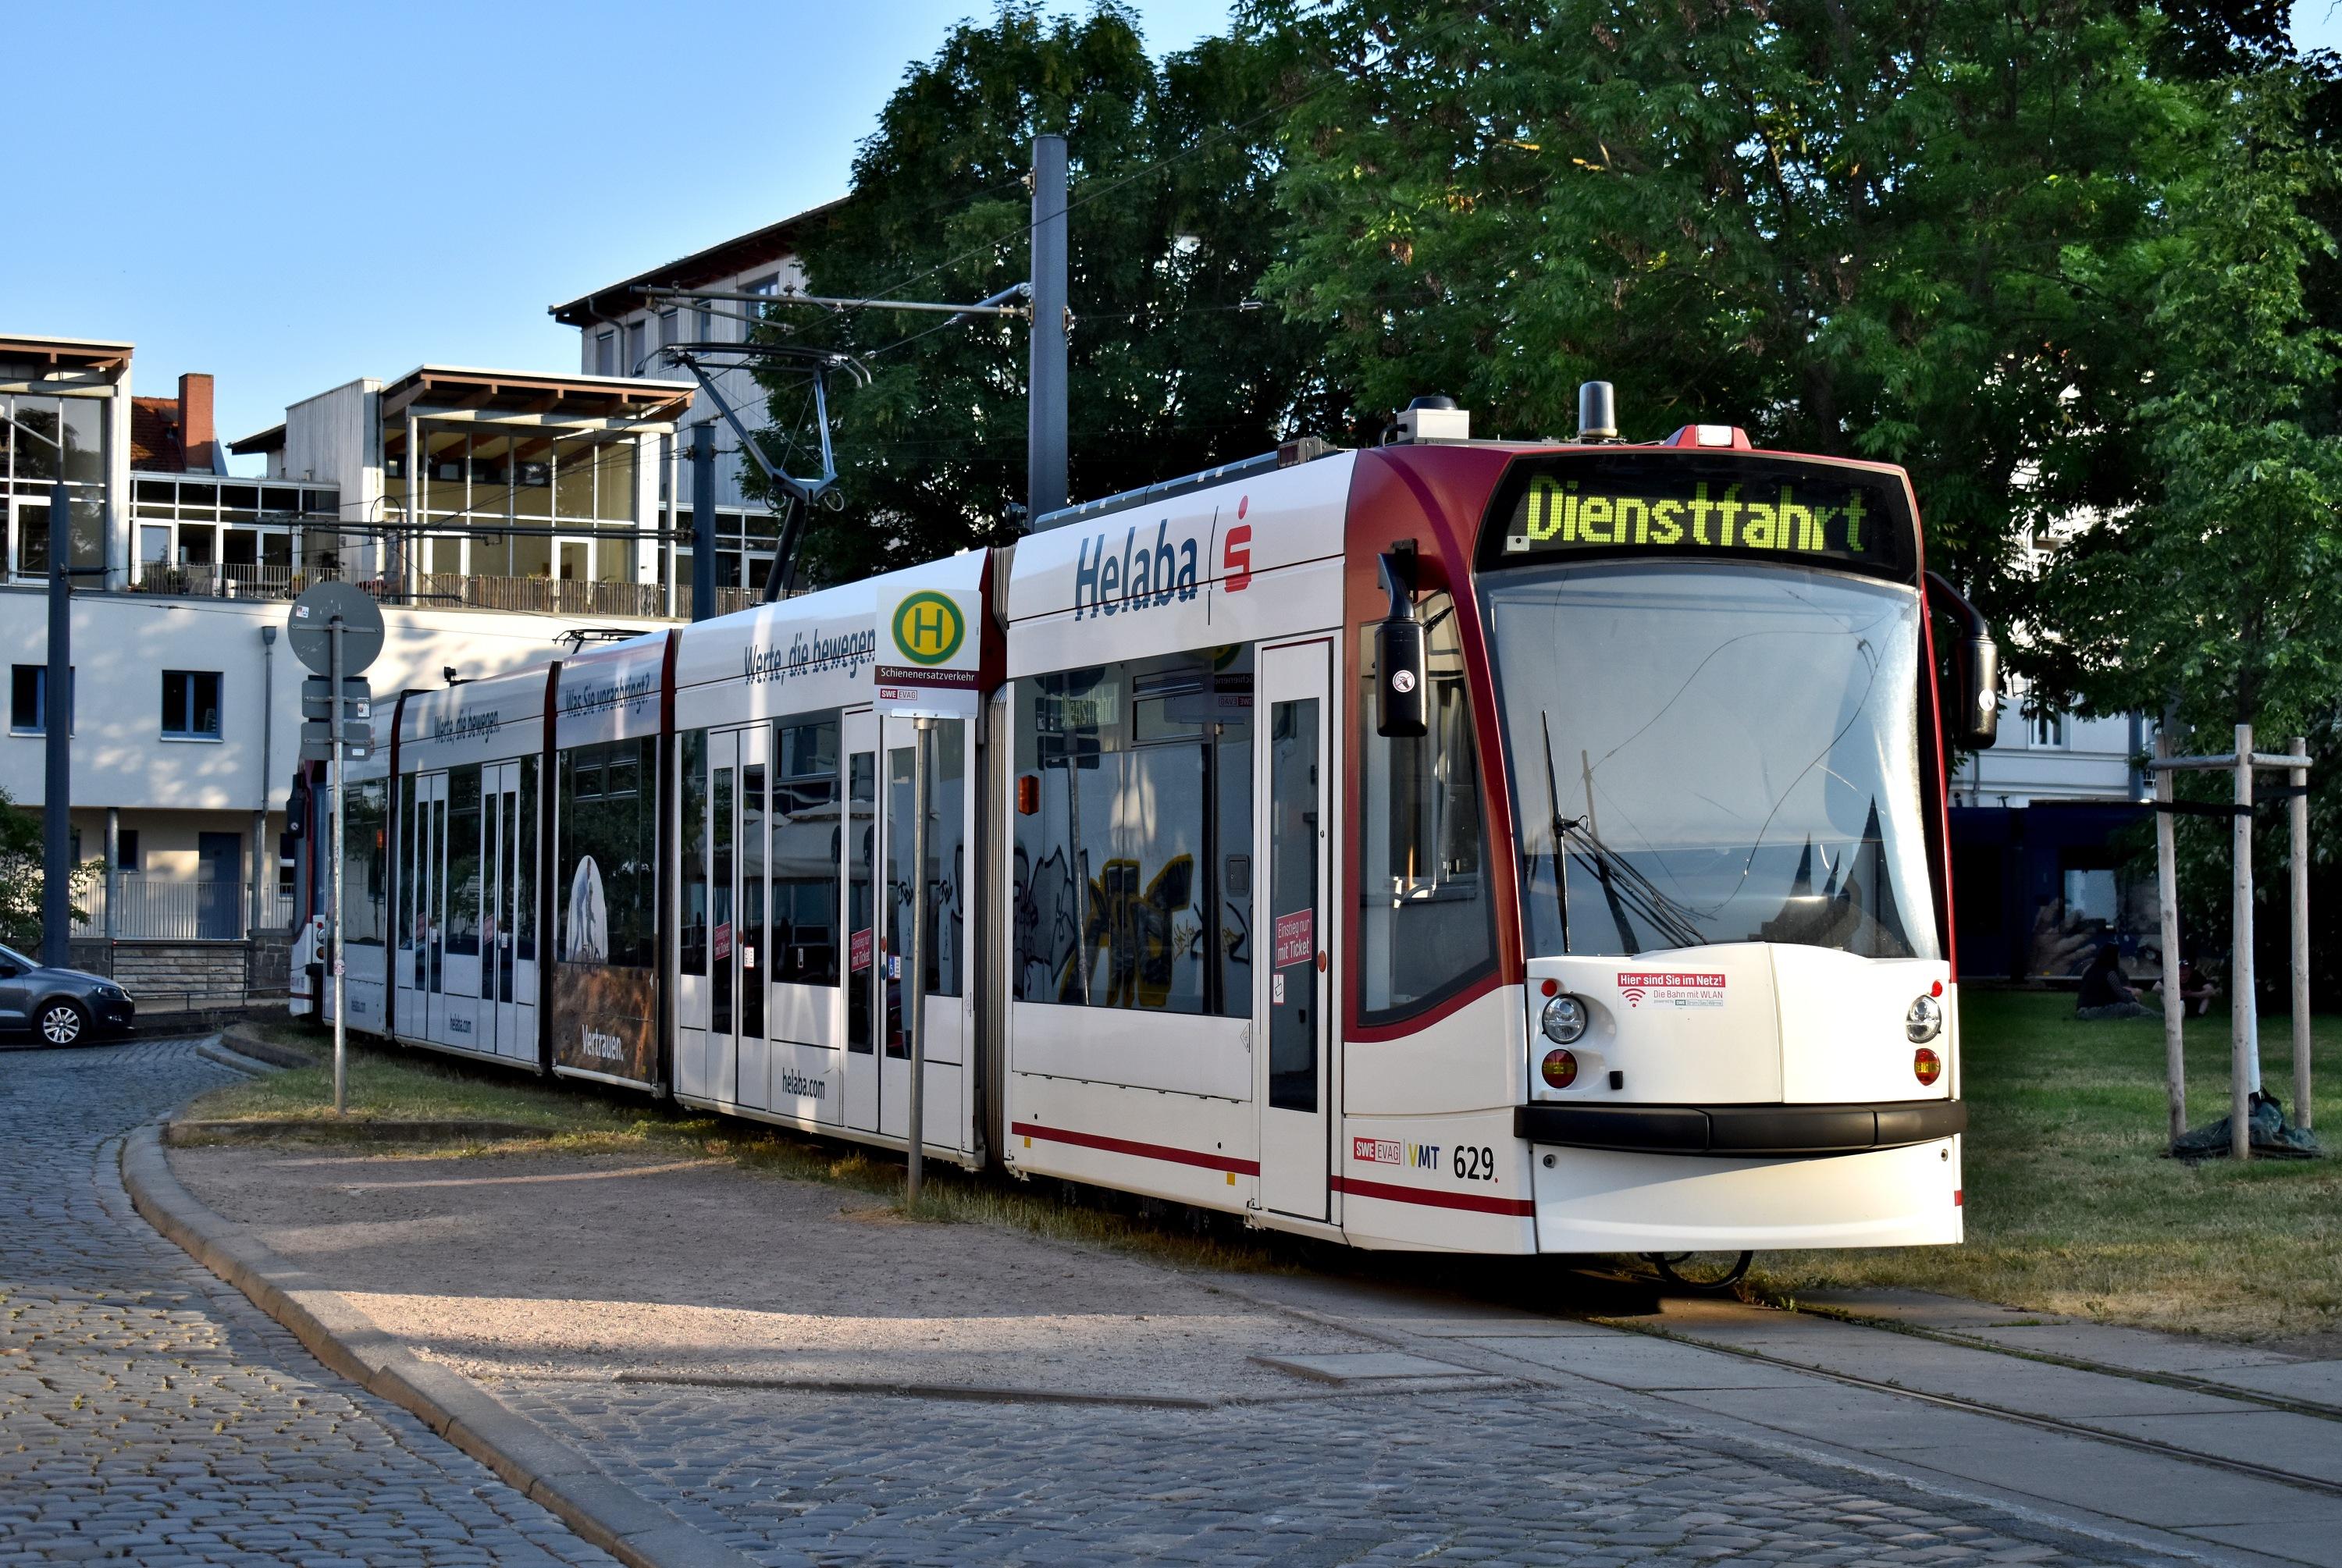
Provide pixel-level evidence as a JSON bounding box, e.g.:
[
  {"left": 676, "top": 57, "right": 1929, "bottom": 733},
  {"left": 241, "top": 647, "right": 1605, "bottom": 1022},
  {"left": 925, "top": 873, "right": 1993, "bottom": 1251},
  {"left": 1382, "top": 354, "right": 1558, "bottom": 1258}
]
[{"left": 1647, "top": 1250, "right": 1753, "bottom": 1293}]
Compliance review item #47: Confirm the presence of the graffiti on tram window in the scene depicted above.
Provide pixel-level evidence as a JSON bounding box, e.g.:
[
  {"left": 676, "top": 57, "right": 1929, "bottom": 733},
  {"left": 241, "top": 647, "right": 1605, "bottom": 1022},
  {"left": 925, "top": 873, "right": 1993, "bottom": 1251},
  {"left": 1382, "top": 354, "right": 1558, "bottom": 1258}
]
[
  {"left": 551, "top": 735, "right": 660, "bottom": 1080},
  {"left": 1011, "top": 649, "right": 1253, "bottom": 1019}
]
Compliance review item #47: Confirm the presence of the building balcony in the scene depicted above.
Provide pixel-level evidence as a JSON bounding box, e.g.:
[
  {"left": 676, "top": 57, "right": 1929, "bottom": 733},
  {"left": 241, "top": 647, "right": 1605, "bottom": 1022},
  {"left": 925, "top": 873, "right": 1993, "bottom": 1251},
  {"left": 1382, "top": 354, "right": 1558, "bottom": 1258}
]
[{"left": 111, "top": 560, "right": 761, "bottom": 620}]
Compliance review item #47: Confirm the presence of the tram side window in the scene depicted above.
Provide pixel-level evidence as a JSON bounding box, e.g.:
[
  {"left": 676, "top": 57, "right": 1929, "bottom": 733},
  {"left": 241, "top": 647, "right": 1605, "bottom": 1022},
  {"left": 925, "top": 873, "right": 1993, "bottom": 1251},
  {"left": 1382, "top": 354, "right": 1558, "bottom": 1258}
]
[
  {"left": 447, "top": 764, "right": 482, "bottom": 957},
  {"left": 1360, "top": 592, "right": 1494, "bottom": 1022},
  {"left": 1011, "top": 648, "right": 1252, "bottom": 1018},
  {"left": 893, "top": 719, "right": 967, "bottom": 1000},
  {"left": 772, "top": 715, "right": 840, "bottom": 986},
  {"left": 343, "top": 779, "right": 387, "bottom": 948},
  {"left": 680, "top": 729, "right": 708, "bottom": 976},
  {"left": 397, "top": 776, "right": 416, "bottom": 951},
  {"left": 517, "top": 756, "right": 537, "bottom": 962},
  {"left": 557, "top": 736, "right": 659, "bottom": 970}
]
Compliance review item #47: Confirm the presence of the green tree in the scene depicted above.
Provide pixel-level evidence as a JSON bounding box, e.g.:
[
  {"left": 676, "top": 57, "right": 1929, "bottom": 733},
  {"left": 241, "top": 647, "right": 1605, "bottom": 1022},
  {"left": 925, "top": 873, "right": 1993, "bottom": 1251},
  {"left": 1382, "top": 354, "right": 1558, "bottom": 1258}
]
[
  {"left": 749, "top": 3, "right": 1347, "bottom": 584},
  {"left": 1254, "top": 0, "right": 2229, "bottom": 630},
  {"left": 2038, "top": 71, "right": 2342, "bottom": 736},
  {"left": 0, "top": 787, "right": 96, "bottom": 954}
]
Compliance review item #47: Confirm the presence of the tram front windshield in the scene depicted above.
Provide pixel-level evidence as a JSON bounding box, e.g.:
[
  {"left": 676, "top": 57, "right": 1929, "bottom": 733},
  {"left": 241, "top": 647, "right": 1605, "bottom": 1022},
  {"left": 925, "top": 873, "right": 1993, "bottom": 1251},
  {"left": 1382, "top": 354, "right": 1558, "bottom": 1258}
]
[{"left": 1481, "top": 560, "right": 1939, "bottom": 961}]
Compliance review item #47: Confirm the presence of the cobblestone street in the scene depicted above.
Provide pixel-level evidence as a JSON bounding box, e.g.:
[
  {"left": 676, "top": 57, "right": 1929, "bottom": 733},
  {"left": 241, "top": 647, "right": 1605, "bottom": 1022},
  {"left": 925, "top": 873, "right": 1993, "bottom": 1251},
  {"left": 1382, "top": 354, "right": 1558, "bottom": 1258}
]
[
  {"left": 0, "top": 1038, "right": 2258, "bottom": 1567},
  {"left": 494, "top": 1374, "right": 2194, "bottom": 1567},
  {"left": 0, "top": 1039, "right": 612, "bottom": 1566}
]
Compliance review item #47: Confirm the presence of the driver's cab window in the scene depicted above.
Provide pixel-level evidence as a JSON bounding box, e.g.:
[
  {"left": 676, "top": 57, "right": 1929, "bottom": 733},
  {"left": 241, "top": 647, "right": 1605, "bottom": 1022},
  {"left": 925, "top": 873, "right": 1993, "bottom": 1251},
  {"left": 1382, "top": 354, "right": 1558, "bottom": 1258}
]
[{"left": 1359, "top": 590, "right": 1493, "bottom": 1022}]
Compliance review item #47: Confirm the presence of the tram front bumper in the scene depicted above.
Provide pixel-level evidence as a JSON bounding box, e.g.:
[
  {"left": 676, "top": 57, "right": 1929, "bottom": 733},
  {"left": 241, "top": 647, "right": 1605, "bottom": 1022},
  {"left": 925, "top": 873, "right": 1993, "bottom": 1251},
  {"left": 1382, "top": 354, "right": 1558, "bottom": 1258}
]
[
  {"left": 1521, "top": 1100, "right": 1966, "bottom": 1253},
  {"left": 1514, "top": 1097, "right": 1965, "bottom": 1157}
]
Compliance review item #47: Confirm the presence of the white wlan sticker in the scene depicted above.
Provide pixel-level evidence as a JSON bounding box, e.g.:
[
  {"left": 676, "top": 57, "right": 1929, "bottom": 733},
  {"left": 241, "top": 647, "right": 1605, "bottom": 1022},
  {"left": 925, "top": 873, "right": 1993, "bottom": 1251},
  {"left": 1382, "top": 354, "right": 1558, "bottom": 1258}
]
[{"left": 1616, "top": 971, "right": 1727, "bottom": 1010}]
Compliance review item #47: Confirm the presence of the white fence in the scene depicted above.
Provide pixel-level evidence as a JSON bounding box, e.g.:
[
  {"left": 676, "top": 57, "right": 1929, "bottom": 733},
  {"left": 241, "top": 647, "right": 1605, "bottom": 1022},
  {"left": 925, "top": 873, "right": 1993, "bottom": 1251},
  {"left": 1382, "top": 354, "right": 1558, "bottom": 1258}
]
[{"left": 73, "top": 877, "right": 297, "bottom": 943}]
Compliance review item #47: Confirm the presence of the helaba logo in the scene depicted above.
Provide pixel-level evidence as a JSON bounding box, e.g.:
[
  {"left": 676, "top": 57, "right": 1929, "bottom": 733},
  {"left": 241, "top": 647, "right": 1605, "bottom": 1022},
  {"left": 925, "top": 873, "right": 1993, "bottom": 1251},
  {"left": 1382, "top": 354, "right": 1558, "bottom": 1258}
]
[{"left": 891, "top": 591, "right": 964, "bottom": 666}]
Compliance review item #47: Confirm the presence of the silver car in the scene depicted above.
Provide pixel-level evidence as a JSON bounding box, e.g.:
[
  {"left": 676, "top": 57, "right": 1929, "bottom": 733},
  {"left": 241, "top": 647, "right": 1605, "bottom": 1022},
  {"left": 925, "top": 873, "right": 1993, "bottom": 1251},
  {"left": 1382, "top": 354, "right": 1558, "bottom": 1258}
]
[{"left": 0, "top": 942, "right": 136, "bottom": 1046}]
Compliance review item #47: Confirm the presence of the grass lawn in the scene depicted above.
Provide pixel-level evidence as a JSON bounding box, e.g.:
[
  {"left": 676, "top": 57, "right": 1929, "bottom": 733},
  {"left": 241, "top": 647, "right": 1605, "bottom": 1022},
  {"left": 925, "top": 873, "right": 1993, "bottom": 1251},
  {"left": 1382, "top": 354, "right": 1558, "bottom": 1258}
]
[{"left": 1754, "top": 988, "right": 2342, "bottom": 1346}]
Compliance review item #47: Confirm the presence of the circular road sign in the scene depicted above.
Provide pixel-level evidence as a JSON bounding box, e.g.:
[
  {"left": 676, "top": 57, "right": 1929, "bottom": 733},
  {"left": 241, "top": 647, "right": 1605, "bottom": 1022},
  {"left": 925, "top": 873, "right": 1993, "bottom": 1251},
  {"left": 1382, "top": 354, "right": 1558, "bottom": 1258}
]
[{"left": 288, "top": 581, "right": 386, "bottom": 677}]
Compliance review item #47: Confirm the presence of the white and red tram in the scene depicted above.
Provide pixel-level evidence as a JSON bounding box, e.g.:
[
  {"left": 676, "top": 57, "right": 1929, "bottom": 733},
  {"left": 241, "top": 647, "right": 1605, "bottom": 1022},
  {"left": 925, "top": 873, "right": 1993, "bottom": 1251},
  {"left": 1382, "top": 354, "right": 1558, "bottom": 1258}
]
[{"left": 292, "top": 400, "right": 1997, "bottom": 1258}]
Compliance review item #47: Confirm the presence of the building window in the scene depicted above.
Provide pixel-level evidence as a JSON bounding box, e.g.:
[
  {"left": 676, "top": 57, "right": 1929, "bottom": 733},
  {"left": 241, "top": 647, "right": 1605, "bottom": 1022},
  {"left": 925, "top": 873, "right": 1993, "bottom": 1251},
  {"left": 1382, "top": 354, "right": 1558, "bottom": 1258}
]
[
  {"left": 594, "top": 332, "right": 616, "bottom": 377},
  {"left": 161, "top": 670, "right": 222, "bottom": 738},
  {"left": 10, "top": 664, "right": 72, "bottom": 734},
  {"left": 2031, "top": 709, "right": 2066, "bottom": 748},
  {"left": 1011, "top": 649, "right": 1254, "bottom": 1017},
  {"left": 658, "top": 308, "right": 679, "bottom": 347},
  {"left": 116, "top": 830, "right": 139, "bottom": 872},
  {"left": 625, "top": 320, "right": 647, "bottom": 375}
]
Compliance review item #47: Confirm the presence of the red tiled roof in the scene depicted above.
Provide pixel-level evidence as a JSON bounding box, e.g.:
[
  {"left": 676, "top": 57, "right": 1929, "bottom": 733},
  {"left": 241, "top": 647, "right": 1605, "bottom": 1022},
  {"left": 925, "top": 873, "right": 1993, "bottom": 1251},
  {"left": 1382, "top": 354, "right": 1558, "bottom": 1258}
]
[{"left": 130, "top": 396, "right": 187, "bottom": 471}]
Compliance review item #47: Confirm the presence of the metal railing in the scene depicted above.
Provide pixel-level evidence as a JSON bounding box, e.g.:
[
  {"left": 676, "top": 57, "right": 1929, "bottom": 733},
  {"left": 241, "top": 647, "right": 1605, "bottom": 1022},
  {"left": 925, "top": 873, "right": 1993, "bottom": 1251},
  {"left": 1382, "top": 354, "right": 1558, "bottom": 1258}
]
[
  {"left": 115, "top": 564, "right": 763, "bottom": 621},
  {"left": 71, "top": 879, "right": 301, "bottom": 943},
  {"left": 73, "top": 877, "right": 248, "bottom": 942}
]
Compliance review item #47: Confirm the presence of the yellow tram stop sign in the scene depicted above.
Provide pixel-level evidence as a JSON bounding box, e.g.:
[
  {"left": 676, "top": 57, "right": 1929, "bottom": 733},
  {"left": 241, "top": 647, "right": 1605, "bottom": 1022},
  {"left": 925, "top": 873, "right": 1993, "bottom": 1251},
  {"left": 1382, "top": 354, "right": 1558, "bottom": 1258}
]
[{"left": 874, "top": 579, "right": 982, "bottom": 718}]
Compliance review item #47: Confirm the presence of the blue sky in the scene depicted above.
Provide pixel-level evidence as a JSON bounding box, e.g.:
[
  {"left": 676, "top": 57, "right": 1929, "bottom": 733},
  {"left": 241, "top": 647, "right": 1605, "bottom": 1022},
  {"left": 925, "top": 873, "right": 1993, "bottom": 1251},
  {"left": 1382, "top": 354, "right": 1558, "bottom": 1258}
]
[
  {"left": 5, "top": 1, "right": 1238, "bottom": 459},
  {"left": 11, "top": 1, "right": 2340, "bottom": 460}
]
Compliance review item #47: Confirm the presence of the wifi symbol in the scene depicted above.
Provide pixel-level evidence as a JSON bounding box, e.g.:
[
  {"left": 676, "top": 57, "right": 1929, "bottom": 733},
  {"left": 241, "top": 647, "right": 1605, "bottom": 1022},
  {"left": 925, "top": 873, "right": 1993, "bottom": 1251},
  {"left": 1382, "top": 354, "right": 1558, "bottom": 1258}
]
[{"left": 1621, "top": 987, "right": 1646, "bottom": 1008}]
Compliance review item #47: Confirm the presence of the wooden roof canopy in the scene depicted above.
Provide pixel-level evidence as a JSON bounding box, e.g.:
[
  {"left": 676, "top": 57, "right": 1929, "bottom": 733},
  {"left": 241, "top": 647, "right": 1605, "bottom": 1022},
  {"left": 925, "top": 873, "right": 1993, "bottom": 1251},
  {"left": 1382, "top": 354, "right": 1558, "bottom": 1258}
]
[
  {"left": 379, "top": 365, "right": 695, "bottom": 425},
  {"left": 0, "top": 333, "right": 133, "bottom": 376}
]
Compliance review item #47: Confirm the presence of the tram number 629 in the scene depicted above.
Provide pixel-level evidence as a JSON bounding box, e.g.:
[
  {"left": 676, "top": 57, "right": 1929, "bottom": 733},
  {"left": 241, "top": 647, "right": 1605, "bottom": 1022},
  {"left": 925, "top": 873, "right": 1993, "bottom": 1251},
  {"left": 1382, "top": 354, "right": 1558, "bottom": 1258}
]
[{"left": 1453, "top": 1144, "right": 1499, "bottom": 1183}]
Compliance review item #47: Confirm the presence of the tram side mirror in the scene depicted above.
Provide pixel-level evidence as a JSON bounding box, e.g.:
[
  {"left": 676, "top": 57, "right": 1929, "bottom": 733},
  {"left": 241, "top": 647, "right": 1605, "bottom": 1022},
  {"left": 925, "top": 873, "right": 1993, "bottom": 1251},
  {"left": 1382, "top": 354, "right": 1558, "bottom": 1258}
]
[
  {"left": 1962, "top": 632, "right": 2001, "bottom": 749},
  {"left": 1925, "top": 571, "right": 2000, "bottom": 749},
  {"left": 1376, "top": 544, "right": 1428, "bottom": 739}
]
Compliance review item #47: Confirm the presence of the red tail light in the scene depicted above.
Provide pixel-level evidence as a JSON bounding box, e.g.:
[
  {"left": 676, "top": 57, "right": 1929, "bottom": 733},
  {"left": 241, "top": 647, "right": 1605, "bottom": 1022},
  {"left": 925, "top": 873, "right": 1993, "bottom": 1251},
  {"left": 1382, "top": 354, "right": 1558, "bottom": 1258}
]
[
  {"left": 1015, "top": 774, "right": 1040, "bottom": 815},
  {"left": 1541, "top": 1049, "right": 1579, "bottom": 1089},
  {"left": 1913, "top": 1047, "right": 1942, "bottom": 1086}
]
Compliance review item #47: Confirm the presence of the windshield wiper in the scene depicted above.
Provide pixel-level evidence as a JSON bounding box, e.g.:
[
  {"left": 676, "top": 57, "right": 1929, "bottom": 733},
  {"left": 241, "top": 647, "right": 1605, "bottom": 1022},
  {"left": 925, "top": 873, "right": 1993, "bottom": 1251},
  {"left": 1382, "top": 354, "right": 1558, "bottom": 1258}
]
[
  {"left": 1538, "top": 712, "right": 1572, "bottom": 951},
  {"left": 1543, "top": 710, "right": 1707, "bottom": 954}
]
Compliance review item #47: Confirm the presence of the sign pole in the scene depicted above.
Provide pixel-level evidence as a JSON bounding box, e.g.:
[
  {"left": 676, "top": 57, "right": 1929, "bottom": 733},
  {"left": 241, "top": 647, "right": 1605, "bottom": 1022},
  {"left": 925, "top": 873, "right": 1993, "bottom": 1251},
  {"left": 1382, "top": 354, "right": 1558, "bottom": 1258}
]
[
  {"left": 330, "top": 615, "right": 347, "bottom": 1117},
  {"left": 906, "top": 714, "right": 931, "bottom": 1204},
  {"left": 2232, "top": 723, "right": 2255, "bottom": 1161},
  {"left": 2291, "top": 735, "right": 2312, "bottom": 1132},
  {"left": 2155, "top": 727, "right": 2186, "bottom": 1147},
  {"left": 42, "top": 479, "right": 72, "bottom": 969}
]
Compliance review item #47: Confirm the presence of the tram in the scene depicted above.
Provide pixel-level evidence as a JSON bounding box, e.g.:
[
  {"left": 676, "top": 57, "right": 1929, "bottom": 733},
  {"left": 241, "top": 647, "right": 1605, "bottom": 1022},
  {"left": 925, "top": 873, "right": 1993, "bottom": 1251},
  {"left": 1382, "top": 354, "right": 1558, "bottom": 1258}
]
[{"left": 290, "top": 389, "right": 1998, "bottom": 1257}]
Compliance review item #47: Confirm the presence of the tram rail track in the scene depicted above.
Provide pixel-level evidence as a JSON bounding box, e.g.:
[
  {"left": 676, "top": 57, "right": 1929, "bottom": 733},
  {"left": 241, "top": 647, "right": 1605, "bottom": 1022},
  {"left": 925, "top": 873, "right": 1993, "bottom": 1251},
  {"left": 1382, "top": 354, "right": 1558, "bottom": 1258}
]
[
  {"left": 1589, "top": 1304, "right": 2342, "bottom": 1501},
  {"left": 1782, "top": 1303, "right": 2342, "bottom": 1426}
]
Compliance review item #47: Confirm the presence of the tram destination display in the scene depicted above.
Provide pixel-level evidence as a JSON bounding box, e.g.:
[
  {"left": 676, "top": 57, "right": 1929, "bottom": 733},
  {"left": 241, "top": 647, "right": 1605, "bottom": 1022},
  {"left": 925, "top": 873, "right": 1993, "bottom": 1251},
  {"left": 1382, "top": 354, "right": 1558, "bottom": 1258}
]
[{"left": 1486, "top": 453, "right": 1916, "bottom": 577}]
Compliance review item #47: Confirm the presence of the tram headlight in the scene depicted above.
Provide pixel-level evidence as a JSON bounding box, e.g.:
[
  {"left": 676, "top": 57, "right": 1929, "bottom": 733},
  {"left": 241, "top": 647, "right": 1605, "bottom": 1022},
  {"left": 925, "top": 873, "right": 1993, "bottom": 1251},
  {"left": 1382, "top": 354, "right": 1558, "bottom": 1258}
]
[
  {"left": 1906, "top": 994, "right": 1944, "bottom": 1044},
  {"left": 1540, "top": 993, "right": 1588, "bottom": 1045}
]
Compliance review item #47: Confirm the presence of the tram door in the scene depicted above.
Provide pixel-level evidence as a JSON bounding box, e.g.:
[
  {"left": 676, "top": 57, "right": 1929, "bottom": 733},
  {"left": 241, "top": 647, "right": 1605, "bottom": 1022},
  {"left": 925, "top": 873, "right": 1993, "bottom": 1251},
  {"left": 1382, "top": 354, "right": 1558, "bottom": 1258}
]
[
  {"left": 480, "top": 759, "right": 536, "bottom": 1061},
  {"left": 402, "top": 771, "right": 448, "bottom": 1041},
  {"left": 704, "top": 726, "right": 771, "bottom": 1107},
  {"left": 840, "top": 708, "right": 966, "bottom": 1150},
  {"left": 1257, "top": 640, "right": 1333, "bottom": 1221},
  {"left": 842, "top": 711, "right": 880, "bottom": 1132}
]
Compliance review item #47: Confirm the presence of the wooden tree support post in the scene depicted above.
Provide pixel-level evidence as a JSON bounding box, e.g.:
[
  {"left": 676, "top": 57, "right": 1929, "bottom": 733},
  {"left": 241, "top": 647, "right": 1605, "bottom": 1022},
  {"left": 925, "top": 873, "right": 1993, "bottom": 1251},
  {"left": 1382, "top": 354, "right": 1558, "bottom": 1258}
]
[
  {"left": 2156, "top": 729, "right": 2187, "bottom": 1146},
  {"left": 2151, "top": 730, "right": 2315, "bottom": 1159},
  {"left": 2233, "top": 723, "right": 2255, "bottom": 1163},
  {"left": 2292, "top": 735, "right": 2313, "bottom": 1133}
]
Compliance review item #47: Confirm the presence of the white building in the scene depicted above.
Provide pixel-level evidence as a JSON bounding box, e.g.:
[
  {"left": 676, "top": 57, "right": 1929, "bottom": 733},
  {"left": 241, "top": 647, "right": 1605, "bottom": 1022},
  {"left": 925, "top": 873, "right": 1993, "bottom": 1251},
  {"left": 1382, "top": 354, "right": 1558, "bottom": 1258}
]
[
  {"left": 1, "top": 332, "right": 707, "bottom": 961},
  {"left": 548, "top": 200, "right": 841, "bottom": 595}
]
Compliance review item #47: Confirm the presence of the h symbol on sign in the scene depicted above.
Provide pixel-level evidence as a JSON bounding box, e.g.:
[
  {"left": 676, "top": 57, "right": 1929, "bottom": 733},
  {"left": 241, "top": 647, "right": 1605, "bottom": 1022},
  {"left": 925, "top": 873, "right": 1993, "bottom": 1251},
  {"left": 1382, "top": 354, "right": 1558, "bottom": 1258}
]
[{"left": 911, "top": 602, "right": 947, "bottom": 649}]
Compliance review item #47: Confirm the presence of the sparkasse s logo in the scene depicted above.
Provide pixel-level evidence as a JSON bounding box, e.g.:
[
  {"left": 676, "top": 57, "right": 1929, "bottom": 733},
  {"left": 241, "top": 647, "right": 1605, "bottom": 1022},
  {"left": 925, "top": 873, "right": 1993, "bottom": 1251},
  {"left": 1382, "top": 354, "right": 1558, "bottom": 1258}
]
[{"left": 891, "top": 591, "right": 965, "bottom": 666}]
